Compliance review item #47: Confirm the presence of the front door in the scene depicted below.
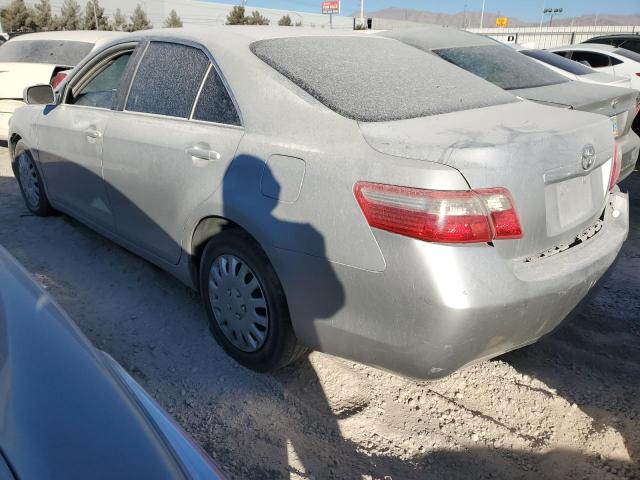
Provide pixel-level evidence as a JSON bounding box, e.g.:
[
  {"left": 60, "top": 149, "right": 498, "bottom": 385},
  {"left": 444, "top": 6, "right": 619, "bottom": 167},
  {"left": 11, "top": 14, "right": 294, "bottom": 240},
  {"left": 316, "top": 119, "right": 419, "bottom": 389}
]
[{"left": 36, "top": 49, "right": 135, "bottom": 229}]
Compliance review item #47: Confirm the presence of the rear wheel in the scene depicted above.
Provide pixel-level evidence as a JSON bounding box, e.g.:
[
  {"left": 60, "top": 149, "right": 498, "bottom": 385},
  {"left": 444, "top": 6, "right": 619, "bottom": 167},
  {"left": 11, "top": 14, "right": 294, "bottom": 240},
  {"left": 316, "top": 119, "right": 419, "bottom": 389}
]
[
  {"left": 14, "top": 141, "right": 52, "bottom": 217},
  {"left": 200, "top": 230, "right": 307, "bottom": 371}
]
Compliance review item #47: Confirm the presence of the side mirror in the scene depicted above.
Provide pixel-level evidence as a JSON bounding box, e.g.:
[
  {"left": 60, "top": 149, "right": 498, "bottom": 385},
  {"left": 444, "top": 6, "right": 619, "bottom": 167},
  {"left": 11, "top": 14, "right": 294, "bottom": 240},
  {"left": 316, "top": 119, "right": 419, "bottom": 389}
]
[{"left": 23, "top": 84, "right": 55, "bottom": 105}]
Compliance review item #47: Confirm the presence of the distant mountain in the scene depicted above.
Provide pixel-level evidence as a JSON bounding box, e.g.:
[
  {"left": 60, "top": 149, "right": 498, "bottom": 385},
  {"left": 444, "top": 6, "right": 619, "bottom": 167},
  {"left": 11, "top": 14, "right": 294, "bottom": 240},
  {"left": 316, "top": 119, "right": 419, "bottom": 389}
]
[
  {"left": 550, "top": 13, "right": 640, "bottom": 26},
  {"left": 356, "top": 7, "right": 640, "bottom": 28}
]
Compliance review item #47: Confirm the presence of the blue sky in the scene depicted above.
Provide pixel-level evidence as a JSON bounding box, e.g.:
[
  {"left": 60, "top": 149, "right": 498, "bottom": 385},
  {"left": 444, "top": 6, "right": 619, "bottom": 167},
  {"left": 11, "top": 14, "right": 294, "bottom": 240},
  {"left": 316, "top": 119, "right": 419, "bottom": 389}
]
[{"left": 204, "top": 0, "right": 639, "bottom": 20}]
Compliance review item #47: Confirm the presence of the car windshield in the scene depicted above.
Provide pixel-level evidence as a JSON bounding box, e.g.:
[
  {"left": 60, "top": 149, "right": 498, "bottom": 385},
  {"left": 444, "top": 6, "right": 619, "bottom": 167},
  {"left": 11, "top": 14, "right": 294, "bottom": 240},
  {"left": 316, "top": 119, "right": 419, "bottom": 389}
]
[
  {"left": 521, "top": 49, "right": 595, "bottom": 75},
  {"left": 0, "top": 40, "right": 93, "bottom": 66},
  {"left": 251, "top": 36, "right": 515, "bottom": 122},
  {"left": 614, "top": 48, "right": 640, "bottom": 63},
  {"left": 434, "top": 44, "right": 569, "bottom": 90}
]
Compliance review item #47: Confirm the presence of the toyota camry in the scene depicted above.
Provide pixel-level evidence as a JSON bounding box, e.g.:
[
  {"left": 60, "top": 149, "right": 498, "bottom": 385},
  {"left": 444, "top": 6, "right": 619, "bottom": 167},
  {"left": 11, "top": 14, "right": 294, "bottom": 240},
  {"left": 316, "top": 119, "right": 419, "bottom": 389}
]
[{"left": 8, "top": 27, "right": 629, "bottom": 379}]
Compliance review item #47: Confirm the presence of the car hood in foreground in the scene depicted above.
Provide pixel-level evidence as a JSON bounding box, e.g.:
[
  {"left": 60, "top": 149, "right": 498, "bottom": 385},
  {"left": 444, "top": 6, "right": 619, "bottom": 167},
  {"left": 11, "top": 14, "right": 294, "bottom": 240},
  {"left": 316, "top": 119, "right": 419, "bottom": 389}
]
[
  {"left": 0, "top": 246, "right": 222, "bottom": 479},
  {"left": 0, "top": 63, "right": 57, "bottom": 99}
]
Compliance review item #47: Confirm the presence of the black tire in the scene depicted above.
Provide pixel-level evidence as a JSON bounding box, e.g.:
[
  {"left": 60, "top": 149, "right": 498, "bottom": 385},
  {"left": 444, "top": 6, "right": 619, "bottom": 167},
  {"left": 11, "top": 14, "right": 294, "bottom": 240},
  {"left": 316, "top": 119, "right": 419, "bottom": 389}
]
[
  {"left": 13, "top": 140, "right": 52, "bottom": 217},
  {"left": 200, "top": 229, "right": 308, "bottom": 372}
]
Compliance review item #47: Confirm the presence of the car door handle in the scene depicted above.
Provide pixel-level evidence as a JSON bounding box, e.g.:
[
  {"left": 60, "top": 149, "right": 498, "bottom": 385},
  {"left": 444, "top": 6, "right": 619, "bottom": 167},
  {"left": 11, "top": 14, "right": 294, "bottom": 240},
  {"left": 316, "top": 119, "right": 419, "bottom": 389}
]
[
  {"left": 186, "top": 146, "right": 221, "bottom": 161},
  {"left": 85, "top": 129, "right": 101, "bottom": 139}
]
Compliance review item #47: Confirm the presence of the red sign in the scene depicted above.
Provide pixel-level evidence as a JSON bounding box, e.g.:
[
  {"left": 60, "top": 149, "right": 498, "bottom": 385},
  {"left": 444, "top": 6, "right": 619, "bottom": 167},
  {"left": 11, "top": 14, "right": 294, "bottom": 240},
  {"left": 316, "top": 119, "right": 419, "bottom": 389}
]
[{"left": 321, "top": 0, "right": 339, "bottom": 14}]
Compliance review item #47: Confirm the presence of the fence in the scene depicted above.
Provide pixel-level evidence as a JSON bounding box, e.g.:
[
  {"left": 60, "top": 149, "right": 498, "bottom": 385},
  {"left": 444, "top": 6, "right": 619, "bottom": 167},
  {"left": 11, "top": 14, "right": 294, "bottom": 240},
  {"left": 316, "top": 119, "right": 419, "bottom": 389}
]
[{"left": 467, "top": 25, "right": 640, "bottom": 49}]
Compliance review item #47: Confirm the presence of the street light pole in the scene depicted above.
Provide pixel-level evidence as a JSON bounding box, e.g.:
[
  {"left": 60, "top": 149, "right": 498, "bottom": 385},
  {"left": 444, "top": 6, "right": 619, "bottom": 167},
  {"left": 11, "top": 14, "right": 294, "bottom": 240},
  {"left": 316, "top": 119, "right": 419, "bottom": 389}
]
[
  {"left": 542, "top": 7, "right": 563, "bottom": 27},
  {"left": 360, "top": 0, "right": 364, "bottom": 28},
  {"left": 479, "top": 0, "right": 485, "bottom": 29},
  {"left": 93, "top": 1, "right": 99, "bottom": 30}
]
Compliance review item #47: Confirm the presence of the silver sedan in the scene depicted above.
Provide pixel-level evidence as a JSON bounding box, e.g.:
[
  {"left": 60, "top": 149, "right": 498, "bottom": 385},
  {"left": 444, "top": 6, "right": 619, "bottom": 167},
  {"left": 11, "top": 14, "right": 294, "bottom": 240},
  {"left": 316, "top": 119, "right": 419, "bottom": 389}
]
[{"left": 8, "top": 27, "right": 629, "bottom": 379}]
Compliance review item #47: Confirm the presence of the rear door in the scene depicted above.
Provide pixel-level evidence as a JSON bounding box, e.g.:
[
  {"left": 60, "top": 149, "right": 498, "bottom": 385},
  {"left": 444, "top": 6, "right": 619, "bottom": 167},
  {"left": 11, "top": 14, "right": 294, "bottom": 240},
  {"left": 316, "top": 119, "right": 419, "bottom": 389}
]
[
  {"left": 102, "top": 41, "right": 244, "bottom": 264},
  {"left": 36, "top": 43, "right": 139, "bottom": 229}
]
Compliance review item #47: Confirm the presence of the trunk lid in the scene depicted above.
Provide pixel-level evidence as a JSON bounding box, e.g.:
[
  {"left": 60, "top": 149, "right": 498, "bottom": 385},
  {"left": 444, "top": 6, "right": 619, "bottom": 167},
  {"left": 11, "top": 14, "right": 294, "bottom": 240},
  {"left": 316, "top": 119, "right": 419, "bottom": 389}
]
[
  {"left": 511, "top": 81, "right": 638, "bottom": 137},
  {"left": 358, "top": 100, "right": 615, "bottom": 261},
  {"left": 580, "top": 71, "right": 632, "bottom": 88},
  {"left": 0, "top": 63, "right": 57, "bottom": 99}
]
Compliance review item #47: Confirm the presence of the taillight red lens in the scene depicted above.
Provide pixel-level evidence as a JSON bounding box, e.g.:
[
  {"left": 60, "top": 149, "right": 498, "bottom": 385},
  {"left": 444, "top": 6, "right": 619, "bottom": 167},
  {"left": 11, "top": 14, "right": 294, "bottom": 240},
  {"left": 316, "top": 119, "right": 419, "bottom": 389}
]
[
  {"left": 354, "top": 182, "right": 523, "bottom": 244},
  {"left": 609, "top": 141, "right": 621, "bottom": 191},
  {"left": 50, "top": 71, "right": 69, "bottom": 90}
]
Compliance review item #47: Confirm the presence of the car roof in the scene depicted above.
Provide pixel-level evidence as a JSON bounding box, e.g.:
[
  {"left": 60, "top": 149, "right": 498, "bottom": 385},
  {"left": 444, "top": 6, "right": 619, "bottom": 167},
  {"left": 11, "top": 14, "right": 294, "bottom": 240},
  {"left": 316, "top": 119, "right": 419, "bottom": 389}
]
[
  {"left": 9, "top": 30, "right": 129, "bottom": 46},
  {"left": 89, "top": 26, "right": 516, "bottom": 129},
  {"left": 137, "top": 25, "right": 361, "bottom": 42},
  {"left": 550, "top": 43, "right": 618, "bottom": 53},
  {"left": 588, "top": 33, "right": 639, "bottom": 40}
]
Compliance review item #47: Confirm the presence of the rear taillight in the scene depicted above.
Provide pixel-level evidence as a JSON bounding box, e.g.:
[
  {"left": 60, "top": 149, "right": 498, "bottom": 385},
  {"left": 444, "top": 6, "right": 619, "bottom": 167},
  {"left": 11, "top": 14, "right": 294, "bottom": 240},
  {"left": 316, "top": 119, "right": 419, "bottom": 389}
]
[
  {"left": 354, "top": 182, "right": 523, "bottom": 244},
  {"left": 609, "top": 141, "right": 621, "bottom": 191},
  {"left": 50, "top": 70, "right": 69, "bottom": 90}
]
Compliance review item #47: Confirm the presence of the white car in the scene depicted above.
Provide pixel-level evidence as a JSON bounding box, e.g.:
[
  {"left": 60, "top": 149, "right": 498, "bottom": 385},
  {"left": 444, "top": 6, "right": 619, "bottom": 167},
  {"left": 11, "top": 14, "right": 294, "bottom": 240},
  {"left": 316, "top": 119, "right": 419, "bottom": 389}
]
[
  {"left": 513, "top": 46, "right": 631, "bottom": 88},
  {"left": 0, "top": 30, "right": 126, "bottom": 141},
  {"left": 548, "top": 44, "right": 640, "bottom": 90}
]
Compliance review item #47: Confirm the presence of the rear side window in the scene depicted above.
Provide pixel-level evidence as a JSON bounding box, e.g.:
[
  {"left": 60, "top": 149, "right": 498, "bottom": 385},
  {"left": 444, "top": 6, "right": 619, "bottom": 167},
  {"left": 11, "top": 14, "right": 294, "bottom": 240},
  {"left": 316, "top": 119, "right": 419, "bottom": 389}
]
[
  {"left": 522, "top": 49, "right": 594, "bottom": 75},
  {"left": 126, "top": 42, "right": 209, "bottom": 118},
  {"left": 0, "top": 40, "right": 94, "bottom": 66},
  {"left": 435, "top": 44, "right": 568, "bottom": 90},
  {"left": 617, "top": 40, "right": 640, "bottom": 54},
  {"left": 569, "top": 51, "right": 612, "bottom": 68},
  {"left": 193, "top": 68, "right": 241, "bottom": 126}
]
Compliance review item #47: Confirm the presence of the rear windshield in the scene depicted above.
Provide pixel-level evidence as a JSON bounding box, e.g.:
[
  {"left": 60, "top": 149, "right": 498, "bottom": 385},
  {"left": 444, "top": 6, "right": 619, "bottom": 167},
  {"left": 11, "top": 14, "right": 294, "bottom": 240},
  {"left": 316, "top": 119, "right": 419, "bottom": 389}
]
[
  {"left": 251, "top": 37, "right": 515, "bottom": 122},
  {"left": 522, "top": 49, "right": 594, "bottom": 75},
  {"left": 0, "top": 40, "right": 94, "bottom": 66},
  {"left": 435, "top": 44, "right": 569, "bottom": 90},
  {"left": 614, "top": 48, "right": 640, "bottom": 63}
]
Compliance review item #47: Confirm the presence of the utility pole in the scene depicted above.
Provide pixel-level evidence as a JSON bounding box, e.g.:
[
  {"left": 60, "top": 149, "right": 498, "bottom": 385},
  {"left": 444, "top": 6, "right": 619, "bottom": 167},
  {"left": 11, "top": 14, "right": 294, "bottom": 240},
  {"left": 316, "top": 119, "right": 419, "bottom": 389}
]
[
  {"left": 479, "top": 0, "right": 485, "bottom": 28},
  {"left": 93, "top": 1, "right": 99, "bottom": 30}
]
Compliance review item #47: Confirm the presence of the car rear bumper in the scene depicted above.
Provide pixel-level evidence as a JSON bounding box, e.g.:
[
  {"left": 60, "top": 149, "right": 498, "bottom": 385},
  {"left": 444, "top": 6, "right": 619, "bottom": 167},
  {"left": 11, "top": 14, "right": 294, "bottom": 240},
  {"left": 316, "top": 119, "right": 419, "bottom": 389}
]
[
  {"left": 618, "top": 129, "right": 640, "bottom": 182},
  {"left": 270, "top": 189, "right": 628, "bottom": 379}
]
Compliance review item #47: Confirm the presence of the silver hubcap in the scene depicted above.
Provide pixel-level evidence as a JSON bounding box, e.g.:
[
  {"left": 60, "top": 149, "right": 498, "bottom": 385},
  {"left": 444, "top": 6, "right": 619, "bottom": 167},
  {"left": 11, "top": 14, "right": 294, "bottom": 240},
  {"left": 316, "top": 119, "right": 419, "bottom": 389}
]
[
  {"left": 17, "top": 153, "right": 40, "bottom": 209},
  {"left": 208, "top": 254, "right": 269, "bottom": 353}
]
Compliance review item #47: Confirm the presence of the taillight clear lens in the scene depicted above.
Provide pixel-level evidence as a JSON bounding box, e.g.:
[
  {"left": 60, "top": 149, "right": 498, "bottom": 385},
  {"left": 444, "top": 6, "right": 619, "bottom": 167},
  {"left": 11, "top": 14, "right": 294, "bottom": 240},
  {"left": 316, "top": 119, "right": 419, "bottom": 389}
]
[
  {"left": 609, "top": 141, "right": 621, "bottom": 191},
  {"left": 50, "top": 71, "right": 69, "bottom": 90},
  {"left": 354, "top": 182, "right": 522, "bottom": 244},
  {"left": 474, "top": 188, "right": 523, "bottom": 239}
]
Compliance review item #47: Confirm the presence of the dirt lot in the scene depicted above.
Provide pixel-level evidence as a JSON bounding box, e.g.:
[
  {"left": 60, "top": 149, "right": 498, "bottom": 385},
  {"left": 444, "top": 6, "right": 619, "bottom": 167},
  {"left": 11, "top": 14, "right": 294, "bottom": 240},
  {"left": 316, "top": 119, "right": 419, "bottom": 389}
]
[{"left": 1, "top": 145, "right": 639, "bottom": 479}]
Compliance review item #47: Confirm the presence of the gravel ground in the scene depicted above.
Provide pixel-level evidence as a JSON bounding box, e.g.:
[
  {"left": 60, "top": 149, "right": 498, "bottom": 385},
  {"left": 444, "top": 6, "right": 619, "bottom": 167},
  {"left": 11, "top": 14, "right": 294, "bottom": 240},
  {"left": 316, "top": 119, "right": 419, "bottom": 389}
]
[{"left": 1, "top": 145, "right": 639, "bottom": 479}]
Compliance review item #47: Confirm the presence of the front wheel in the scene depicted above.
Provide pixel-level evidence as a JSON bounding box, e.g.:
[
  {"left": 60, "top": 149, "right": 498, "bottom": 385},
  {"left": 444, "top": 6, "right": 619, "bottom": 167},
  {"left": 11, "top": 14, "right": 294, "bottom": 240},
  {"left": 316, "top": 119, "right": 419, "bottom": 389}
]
[
  {"left": 200, "top": 230, "right": 307, "bottom": 371},
  {"left": 13, "top": 140, "right": 52, "bottom": 216}
]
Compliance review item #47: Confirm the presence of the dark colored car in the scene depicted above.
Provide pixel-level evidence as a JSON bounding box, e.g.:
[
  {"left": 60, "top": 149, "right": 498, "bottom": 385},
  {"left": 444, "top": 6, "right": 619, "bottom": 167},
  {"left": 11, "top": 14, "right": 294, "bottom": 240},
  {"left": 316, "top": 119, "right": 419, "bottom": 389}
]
[
  {"left": 0, "top": 246, "right": 225, "bottom": 480},
  {"left": 584, "top": 33, "right": 640, "bottom": 55}
]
